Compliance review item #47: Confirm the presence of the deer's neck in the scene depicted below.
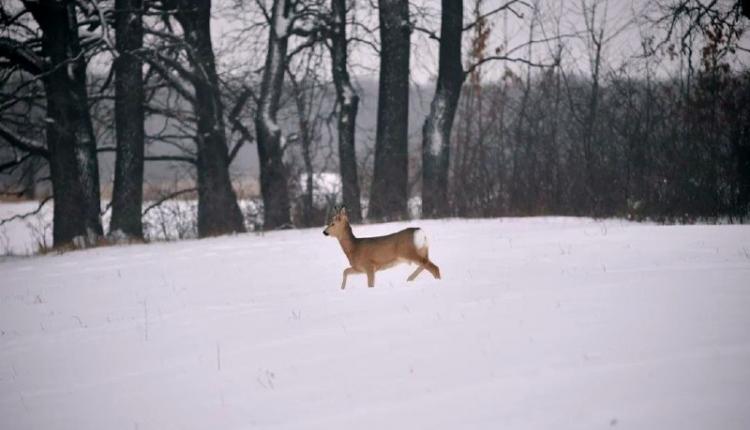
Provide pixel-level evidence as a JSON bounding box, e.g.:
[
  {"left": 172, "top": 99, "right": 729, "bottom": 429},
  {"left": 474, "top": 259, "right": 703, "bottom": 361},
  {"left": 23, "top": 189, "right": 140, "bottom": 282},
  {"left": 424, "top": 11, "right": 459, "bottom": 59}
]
[{"left": 337, "top": 224, "right": 358, "bottom": 262}]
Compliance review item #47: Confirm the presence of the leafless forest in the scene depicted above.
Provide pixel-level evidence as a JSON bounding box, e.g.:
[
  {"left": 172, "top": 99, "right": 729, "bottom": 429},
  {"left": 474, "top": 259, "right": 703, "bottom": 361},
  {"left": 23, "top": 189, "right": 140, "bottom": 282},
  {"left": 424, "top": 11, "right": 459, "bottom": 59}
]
[{"left": 1, "top": 0, "right": 749, "bottom": 249}]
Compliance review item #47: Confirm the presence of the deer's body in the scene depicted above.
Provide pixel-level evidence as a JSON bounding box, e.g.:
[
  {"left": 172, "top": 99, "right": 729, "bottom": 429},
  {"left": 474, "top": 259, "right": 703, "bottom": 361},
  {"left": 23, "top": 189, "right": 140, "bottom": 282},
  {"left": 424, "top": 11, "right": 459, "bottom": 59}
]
[{"left": 324, "top": 207, "right": 441, "bottom": 289}]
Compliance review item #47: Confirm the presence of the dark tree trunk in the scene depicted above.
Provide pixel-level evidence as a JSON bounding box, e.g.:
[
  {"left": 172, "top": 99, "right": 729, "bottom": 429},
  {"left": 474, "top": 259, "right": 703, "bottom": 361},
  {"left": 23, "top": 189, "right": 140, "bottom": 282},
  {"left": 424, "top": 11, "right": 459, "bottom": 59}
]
[
  {"left": 301, "top": 126, "right": 314, "bottom": 227},
  {"left": 255, "top": 0, "right": 292, "bottom": 229},
  {"left": 421, "top": 0, "right": 463, "bottom": 218},
  {"left": 175, "top": 0, "right": 245, "bottom": 236},
  {"left": 733, "top": 80, "right": 750, "bottom": 218},
  {"left": 583, "top": 33, "right": 603, "bottom": 214},
  {"left": 330, "top": 0, "right": 362, "bottom": 223},
  {"left": 26, "top": 0, "right": 103, "bottom": 247},
  {"left": 110, "top": 0, "right": 145, "bottom": 239},
  {"left": 369, "top": 0, "right": 411, "bottom": 221}
]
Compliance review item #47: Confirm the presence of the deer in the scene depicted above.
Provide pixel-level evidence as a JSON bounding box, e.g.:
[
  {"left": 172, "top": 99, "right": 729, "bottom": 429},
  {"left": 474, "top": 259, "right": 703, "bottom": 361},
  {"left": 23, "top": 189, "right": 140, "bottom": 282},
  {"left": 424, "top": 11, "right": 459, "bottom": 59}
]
[{"left": 323, "top": 206, "right": 441, "bottom": 289}]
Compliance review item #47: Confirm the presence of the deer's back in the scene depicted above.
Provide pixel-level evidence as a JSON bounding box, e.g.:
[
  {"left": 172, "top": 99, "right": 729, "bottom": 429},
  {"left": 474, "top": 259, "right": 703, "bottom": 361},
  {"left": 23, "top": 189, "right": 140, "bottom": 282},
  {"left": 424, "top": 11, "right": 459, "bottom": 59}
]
[{"left": 354, "top": 227, "right": 425, "bottom": 266}]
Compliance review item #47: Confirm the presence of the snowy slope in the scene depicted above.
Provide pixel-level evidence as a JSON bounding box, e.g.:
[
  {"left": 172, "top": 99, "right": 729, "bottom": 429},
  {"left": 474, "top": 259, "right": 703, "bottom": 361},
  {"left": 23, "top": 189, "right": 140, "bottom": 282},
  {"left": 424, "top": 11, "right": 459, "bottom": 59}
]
[{"left": 1, "top": 218, "right": 749, "bottom": 429}]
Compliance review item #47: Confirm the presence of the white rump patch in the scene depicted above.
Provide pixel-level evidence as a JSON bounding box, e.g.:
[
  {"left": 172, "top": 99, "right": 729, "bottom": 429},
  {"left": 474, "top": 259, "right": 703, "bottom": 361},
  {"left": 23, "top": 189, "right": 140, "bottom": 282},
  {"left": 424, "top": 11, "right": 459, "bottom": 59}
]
[{"left": 413, "top": 229, "right": 428, "bottom": 249}]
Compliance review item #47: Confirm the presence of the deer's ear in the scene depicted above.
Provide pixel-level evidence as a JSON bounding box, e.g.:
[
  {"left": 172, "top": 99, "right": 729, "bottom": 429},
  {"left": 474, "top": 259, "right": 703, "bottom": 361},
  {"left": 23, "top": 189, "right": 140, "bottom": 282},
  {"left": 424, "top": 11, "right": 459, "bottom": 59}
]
[{"left": 339, "top": 205, "right": 347, "bottom": 216}]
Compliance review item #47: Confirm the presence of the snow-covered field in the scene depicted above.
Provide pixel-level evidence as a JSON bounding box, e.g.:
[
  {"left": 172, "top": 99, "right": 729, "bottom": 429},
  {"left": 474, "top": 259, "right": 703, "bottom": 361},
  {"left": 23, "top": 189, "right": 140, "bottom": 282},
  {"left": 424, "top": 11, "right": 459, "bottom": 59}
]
[{"left": 1, "top": 217, "right": 750, "bottom": 429}]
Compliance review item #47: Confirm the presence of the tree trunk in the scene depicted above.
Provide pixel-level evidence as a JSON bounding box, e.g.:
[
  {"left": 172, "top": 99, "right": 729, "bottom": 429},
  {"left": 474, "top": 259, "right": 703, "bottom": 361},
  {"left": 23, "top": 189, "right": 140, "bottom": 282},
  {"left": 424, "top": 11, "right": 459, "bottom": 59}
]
[
  {"left": 510, "top": 10, "right": 537, "bottom": 214},
  {"left": 330, "top": 0, "right": 362, "bottom": 223},
  {"left": 175, "top": 0, "right": 246, "bottom": 236},
  {"left": 421, "top": 0, "right": 463, "bottom": 218},
  {"left": 27, "top": 0, "right": 103, "bottom": 247},
  {"left": 584, "top": 33, "right": 602, "bottom": 214},
  {"left": 288, "top": 73, "right": 315, "bottom": 227},
  {"left": 369, "top": 0, "right": 410, "bottom": 221},
  {"left": 255, "top": 0, "right": 292, "bottom": 229},
  {"left": 110, "top": 0, "right": 145, "bottom": 239}
]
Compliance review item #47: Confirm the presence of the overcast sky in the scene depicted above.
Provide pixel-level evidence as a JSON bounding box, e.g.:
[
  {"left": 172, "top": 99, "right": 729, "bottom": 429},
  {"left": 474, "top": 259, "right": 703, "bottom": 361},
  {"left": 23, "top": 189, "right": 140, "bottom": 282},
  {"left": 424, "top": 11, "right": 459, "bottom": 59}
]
[{"left": 5, "top": 0, "right": 746, "bottom": 84}]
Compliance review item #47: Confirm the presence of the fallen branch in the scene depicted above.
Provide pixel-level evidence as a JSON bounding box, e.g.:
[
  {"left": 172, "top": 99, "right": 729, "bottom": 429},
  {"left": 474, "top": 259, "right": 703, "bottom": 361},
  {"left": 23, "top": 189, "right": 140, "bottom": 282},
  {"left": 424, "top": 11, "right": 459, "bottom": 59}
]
[
  {"left": 0, "top": 195, "right": 52, "bottom": 227},
  {"left": 142, "top": 187, "right": 197, "bottom": 216}
]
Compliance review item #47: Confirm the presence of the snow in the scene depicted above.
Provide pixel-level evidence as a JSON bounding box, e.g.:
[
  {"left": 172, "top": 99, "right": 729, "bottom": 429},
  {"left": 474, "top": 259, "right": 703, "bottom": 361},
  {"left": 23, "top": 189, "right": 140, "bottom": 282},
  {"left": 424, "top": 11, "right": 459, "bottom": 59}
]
[
  {"left": 0, "top": 201, "right": 53, "bottom": 255},
  {"left": 67, "top": 63, "right": 76, "bottom": 81},
  {"left": 261, "top": 110, "right": 281, "bottom": 135},
  {"left": 1, "top": 217, "right": 750, "bottom": 429},
  {"left": 429, "top": 95, "right": 447, "bottom": 156},
  {"left": 341, "top": 85, "right": 356, "bottom": 107},
  {"left": 0, "top": 200, "right": 264, "bottom": 255},
  {"left": 273, "top": 15, "right": 290, "bottom": 39},
  {"left": 298, "top": 172, "right": 342, "bottom": 203}
]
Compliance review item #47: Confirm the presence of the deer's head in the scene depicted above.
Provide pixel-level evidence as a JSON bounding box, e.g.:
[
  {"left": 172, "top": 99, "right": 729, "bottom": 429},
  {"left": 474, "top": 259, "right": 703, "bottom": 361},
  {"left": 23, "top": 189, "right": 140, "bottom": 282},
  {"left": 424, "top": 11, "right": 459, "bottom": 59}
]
[{"left": 323, "top": 206, "right": 349, "bottom": 238}]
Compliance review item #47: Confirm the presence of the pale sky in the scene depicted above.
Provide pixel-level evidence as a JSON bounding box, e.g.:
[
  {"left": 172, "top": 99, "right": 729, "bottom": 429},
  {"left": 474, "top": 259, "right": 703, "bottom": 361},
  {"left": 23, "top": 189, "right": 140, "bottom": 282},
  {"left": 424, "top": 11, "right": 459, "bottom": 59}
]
[
  {"left": 4, "top": 0, "right": 747, "bottom": 84},
  {"left": 209, "top": 0, "right": 750, "bottom": 87}
]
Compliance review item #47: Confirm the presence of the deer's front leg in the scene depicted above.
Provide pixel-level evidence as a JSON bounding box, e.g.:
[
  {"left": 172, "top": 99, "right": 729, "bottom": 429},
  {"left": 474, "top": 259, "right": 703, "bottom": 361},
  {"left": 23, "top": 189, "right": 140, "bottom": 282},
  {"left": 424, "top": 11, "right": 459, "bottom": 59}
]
[
  {"left": 407, "top": 266, "right": 424, "bottom": 282},
  {"left": 341, "top": 267, "right": 356, "bottom": 290},
  {"left": 366, "top": 267, "right": 375, "bottom": 288}
]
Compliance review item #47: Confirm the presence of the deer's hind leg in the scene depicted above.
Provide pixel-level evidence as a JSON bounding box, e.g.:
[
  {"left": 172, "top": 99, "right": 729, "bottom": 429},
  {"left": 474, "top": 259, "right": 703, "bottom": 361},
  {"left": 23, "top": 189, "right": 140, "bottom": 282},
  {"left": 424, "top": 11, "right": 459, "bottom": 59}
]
[
  {"left": 407, "top": 247, "right": 441, "bottom": 281},
  {"left": 417, "top": 253, "right": 441, "bottom": 280},
  {"left": 424, "top": 259, "right": 441, "bottom": 279}
]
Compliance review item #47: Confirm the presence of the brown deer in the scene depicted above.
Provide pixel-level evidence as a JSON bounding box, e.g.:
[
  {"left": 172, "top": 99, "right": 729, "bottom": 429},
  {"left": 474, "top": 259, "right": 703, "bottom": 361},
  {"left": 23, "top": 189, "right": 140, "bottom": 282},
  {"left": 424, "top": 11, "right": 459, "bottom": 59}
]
[{"left": 323, "top": 206, "right": 441, "bottom": 289}]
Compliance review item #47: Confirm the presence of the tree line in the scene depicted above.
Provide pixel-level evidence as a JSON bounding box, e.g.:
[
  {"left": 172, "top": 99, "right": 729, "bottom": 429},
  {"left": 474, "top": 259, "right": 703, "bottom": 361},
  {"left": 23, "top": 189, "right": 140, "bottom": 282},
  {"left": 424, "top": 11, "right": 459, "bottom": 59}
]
[
  {"left": 447, "top": 0, "right": 750, "bottom": 222},
  {"left": 1, "top": 0, "right": 749, "bottom": 250}
]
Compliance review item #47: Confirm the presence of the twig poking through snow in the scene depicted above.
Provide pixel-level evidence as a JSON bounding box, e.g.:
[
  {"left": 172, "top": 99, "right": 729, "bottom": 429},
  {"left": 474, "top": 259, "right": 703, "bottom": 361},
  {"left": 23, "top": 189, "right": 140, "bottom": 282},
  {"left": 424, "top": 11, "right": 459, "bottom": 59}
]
[
  {"left": 142, "top": 299, "right": 148, "bottom": 341},
  {"left": 19, "top": 393, "right": 28, "bottom": 413},
  {"left": 72, "top": 315, "right": 86, "bottom": 328}
]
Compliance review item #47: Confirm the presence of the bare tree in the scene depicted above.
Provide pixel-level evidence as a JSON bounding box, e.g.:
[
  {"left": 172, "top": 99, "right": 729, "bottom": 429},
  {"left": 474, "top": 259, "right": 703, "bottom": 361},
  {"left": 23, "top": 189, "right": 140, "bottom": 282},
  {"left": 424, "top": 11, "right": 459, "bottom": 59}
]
[
  {"left": 255, "top": 0, "right": 294, "bottom": 229},
  {"left": 421, "top": 0, "right": 463, "bottom": 218},
  {"left": 110, "top": 0, "right": 146, "bottom": 239},
  {"left": 572, "top": 0, "right": 608, "bottom": 213},
  {"left": 658, "top": 0, "right": 749, "bottom": 55},
  {"left": 170, "top": 0, "right": 246, "bottom": 236},
  {"left": 421, "top": 0, "right": 544, "bottom": 218},
  {"left": 369, "top": 0, "right": 411, "bottom": 221},
  {"left": 329, "top": 0, "right": 363, "bottom": 222},
  {"left": 286, "top": 46, "right": 329, "bottom": 227},
  {"left": 0, "top": 0, "right": 104, "bottom": 247}
]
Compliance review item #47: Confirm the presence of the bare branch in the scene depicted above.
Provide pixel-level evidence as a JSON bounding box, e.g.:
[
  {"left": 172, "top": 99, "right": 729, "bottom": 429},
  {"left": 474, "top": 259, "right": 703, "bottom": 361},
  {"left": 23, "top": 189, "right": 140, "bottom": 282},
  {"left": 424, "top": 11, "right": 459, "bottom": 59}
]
[
  {"left": 463, "top": 0, "right": 530, "bottom": 32},
  {"left": 144, "top": 155, "right": 197, "bottom": 164},
  {"left": 142, "top": 187, "right": 198, "bottom": 216},
  {"left": 0, "top": 153, "right": 35, "bottom": 174},
  {"left": 143, "top": 56, "right": 195, "bottom": 104},
  {"left": 413, "top": 25, "right": 440, "bottom": 41},
  {"left": 227, "top": 85, "right": 255, "bottom": 164},
  {"left": 464, "top": 55, "right": 557, "bottom": 77},
  {"left": 0, "top": 122, "right": 50, "bottom": 159},
  {"left": 0, "top": 36, "right": 46, "bottom": 75},
  {"left": 97, "top": 146, "right": 196, "bottom": 164},
  {"left": 153, "top": 51, "right": 198, "bottom": 83}
]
